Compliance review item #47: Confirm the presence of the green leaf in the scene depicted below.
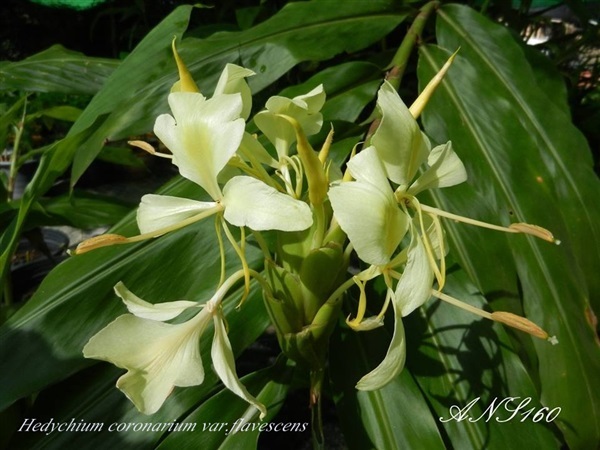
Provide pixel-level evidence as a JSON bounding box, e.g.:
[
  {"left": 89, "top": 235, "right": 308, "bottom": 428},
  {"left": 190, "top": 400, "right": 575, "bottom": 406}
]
[
  {"left": 180, "top": 0, "right": 405, "bottom": 94},
  {"left": 27, "top": 105, "right": 82, "bottom": 123},
  {"left": 0, "top": 45, "right": 119, "bottom": 95},
  {"left": 330, "top": 320, "right": 446, "bottom": 450},
  {"left": 37, "top": 191, "right": 134, "bottom": 229},
  {"left": 69, "top": 5, "right": 195, "bottom": 186},
  {"left": 0, "top": 121, "right": 103, "bottom": 294},
  {"left": 277, "top": 61, "right": 383, "bottom": 123},
  {"left": 97, "top": 146, "right": 147, "bottom": 168},
  {"left": 418, "top": 5, "right": 600, "bottom": 448},
  {"left": 407, "top": 269, "right": 560, "bottom": 449}
]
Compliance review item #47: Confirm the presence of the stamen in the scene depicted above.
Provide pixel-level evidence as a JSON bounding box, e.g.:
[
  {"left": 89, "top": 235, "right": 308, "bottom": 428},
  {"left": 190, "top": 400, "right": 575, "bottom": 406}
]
[
  {"left": 431, "top": 289, "right": 492, "bottom": 319},
  {"left": 221, "top": 220, "right": 251, "bottom": 307},
  {"left": 276, "top": 163, "right": 296, "bottom": 198},
  {"left": 509, "top": 223, "right": 559, "bottom": 244},
  {"left": 215, "top": 215, "right": 226, "bottom": 288},
  {"left": 409, "top": 198, "right": 445, "bottom": 288},
  {"left": 128, "top": 140, "right": 173, "bottom": 159},
  {"left": 432, "top": 290, "right": 554, "bottom": 341},
  {"left": 420, "top": 204, "right": 558, "bottom": 243},
  {"left": 490, "top": 311, "right": 549, "bottom": 340},
  {"left": 74, "top": 234, "right": 128, "bottom": 254},
  {"left": 127, "top": 204, "right": 224, "bottom": 242},
  {"left": 346, "top": 277, "right": 368, "bottom": 328},
  {"left": 75, "top": 204, "right": 224, "bottom": 255}
]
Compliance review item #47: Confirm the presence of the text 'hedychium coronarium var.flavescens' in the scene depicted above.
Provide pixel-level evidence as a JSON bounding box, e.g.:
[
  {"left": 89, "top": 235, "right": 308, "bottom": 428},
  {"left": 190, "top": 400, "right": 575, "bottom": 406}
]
[{"left": 77, "top": 40, "right": 559, "bottom": 421}]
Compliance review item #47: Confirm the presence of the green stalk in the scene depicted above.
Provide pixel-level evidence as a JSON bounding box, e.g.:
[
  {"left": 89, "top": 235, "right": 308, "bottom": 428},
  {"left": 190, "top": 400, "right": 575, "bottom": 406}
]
[
  {"left": 6, "top": 98, "right": 28, "bottom": 202},
  {"left": 365, "top": 0, "right": 440, "bottom": 143},
  {"left": 387, "top": 0, "right": 440, "bottom": 90},
  {"left": 310, "top": 369, "right": 325, "bottom": 450}
]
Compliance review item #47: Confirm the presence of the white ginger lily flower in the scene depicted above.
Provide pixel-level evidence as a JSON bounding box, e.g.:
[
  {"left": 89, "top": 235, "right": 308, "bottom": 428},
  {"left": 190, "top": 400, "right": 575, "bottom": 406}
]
[
  {"left": 330, "top": 80, "right": 558, "bottom": 390},
  {"left": 83, "top": 278, "right": 266, "bottom": 419},
  {"left": 137, "top": 74, "right": 312, "bottom": 236}
]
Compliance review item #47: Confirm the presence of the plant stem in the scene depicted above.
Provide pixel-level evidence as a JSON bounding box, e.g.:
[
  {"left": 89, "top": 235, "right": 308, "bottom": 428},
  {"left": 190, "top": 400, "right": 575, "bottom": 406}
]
[
  {"left": 7, "top": 98, "right": 28, "bottom": 202},
  {"left": 387, "top": 0, "right": 440, "bottom": 90},
  {"left": 310, "top": 369, "right": 325, "bottom": 450},
  {"left": 364, "top": 0, "right": 440, "bottom": 144}
]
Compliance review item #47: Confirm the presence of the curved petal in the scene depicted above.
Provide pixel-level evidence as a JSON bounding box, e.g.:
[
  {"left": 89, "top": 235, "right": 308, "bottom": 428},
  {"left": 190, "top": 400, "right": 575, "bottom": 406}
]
[
  {"left": 213, "top": 64, "right": 255, "bottom": 120},
  {"left": 212, "top": 313, "right": 267, "bottom": 420},
  {"left": 353, "top": 223, "right": 435, "bottom": 390},
  {"left": 294, "top": 84, "right": 326, "bottom": 113},
  {"left": 346, "top": 146, "right": 392, "bottom": 194},
  {"left": 154, "top": 92, "right": 245, "bottom": 200},
  {"left": 83, "top": 311, "right": 210, "bottom": 414},
  {"left": 396, "top": 226, "right": 434, "bottom": 317},
  {"left": 408, "top": 141, "right": 467, "bottom": 194},
  {"left": 114, "top": 282, "right": 199, "bottom": 321},
  {"left": 254, "top": 85, "right": 325, "bottom": 158},
  {"left": 329, "top": 181, "right": 408, "bottom": 266},
  {"left": 371, "top": 81, "right": 429, "bottom": 186},
  {"left": 222, "top": 176, "right": 313, "bottom": 231},
  {"left": 355, "top": 303, "right": 405, "bottom": 390},
  {"left": 253, "top": 110, "right": 296, "bottom": 158},
  {"left": 137, "top": 194, "right": 220, "bottom": 234}
]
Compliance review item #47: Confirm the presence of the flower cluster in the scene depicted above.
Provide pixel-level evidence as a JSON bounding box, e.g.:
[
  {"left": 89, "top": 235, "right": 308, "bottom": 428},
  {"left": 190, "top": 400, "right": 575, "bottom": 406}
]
[{"left": 79, "top": 41, "right": 557, "bottom": 419}]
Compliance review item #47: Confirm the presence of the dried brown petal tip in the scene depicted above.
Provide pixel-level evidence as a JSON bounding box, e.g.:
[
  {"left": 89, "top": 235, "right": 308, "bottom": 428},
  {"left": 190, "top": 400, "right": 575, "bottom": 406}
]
[
  {"left": 75, "top": 234, "right": 128, "bottom": 255},
  {"left": 509, "top": 222, "right": 557, "bottom": 243},
  {"left": 491, "top": 311, "right": 548, "bottom": 340}
]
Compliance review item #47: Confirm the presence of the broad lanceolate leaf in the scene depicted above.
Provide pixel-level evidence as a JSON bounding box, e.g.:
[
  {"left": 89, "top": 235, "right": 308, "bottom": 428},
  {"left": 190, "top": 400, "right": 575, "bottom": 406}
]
[
  {"left": 418, "top": 5, "right": 600, "bottom": 448},
  {"left": 330, "top": 315, "right": 446, "bottom": 450},
  {"left": 406, "top": 270, "right": 560, "bottom": 450},
  {"left": 0, "top": 45, "right": 119, "bottom": 95}
]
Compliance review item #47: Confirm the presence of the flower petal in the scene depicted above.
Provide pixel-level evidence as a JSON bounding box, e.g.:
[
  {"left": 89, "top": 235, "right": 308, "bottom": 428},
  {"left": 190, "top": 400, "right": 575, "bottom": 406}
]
[
  {"left": 396, "top": 226, "right": 434, "bottom": 317},
  {"left": 137, "top": 194, "right": 220, "bottom": 234},
  {"left": 346, "top": 146, "right": 392, "bottom": 194},
  {"left": 222, "top": 176, "right": 313, "bottom": 231},
  {"left": 154, "top": 92, "right": 245, "bottom": 200},
  {"left": 355, "top": 303, "right": 405, "bottom": 390},
  {"left": 408, "top": 141, "right": 467, "bottom": 194},
  {"left": 329, "top": 181, "right": 408, "bottom": 266},
  {"left": 212, "top": 313, "right": 267, "bottom": 420},
  {"left": 114, "top": 282, "right": 199, "bottom": 321},
  {"left": 355, "top": 224, "right": 433, "bottom": 390},
  {"left": 371, "top": 81, "right": 430, "bottom": 186},
  {"left": 213, "top": 64, "right": 255, "bottom": 120},
  {"left": 254, "top": 85, "right": 325, "bottom": 158},
  {"left": 83, "top": 311, "right": 210, "bottom": 414},
  {"left": 239, "top": 132, "right": 278, "bottom": 168}
]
